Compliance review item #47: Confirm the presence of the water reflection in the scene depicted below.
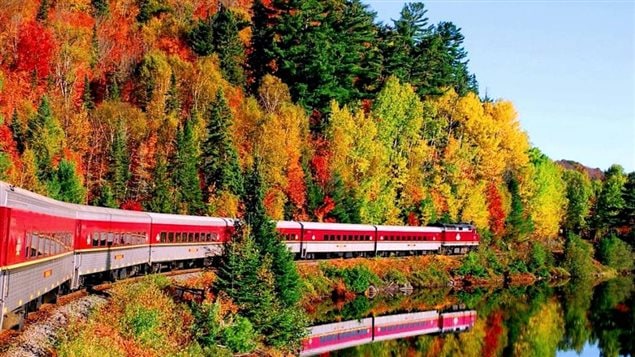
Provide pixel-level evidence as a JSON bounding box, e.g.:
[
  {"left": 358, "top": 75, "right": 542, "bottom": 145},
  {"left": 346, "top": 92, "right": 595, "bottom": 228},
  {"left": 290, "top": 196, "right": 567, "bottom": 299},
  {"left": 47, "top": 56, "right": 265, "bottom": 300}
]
[
  {"left": 303, "top": 276, "right": 634, "bottom": 357},
  {"left": 301, "top": 309, "right": 477, "bottom": 356}
]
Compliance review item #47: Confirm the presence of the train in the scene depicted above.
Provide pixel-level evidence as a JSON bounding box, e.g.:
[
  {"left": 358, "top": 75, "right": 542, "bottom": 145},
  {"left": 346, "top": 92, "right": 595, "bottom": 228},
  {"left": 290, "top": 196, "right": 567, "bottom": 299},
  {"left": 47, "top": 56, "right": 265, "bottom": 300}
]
[
  {"left": 0, "top": 181, "right": 478, "bottom": 330},
  {"left": 301, "top": 309, "right": 477, "bottom": 356}
]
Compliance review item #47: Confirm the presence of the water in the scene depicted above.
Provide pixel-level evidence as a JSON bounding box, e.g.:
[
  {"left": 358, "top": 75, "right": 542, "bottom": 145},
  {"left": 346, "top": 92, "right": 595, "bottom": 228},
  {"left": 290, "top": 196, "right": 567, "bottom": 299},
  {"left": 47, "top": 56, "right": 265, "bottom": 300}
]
[{"left": 302, "top": 277, "right": 634, "bottom": 357}]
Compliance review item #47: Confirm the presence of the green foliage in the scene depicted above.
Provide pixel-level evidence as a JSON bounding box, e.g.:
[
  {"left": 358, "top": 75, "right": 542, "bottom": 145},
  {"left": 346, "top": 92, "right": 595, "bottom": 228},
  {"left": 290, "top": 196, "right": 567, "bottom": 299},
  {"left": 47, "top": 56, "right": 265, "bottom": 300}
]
[
  {"left": 109, "top": 123, "right": 129, "bottom": 203},
  {"left": 383, "top": 269, "right": 408, "bottom": 285},
  {"left": 619, "top": 172, "right": 635, "bottom": 231},
  {"left": 37, "top": 0, "right": 50, "bottom": 21},
  {"left": 10, "top": 109, "right": 25, "bottom": 154},
  {"left": 210, "top": 6, "right": 247, "bottom": 86},
  {"left": 201, "top": 91, "right": 243, "bottom": 197},
  {"left": 506, "top": 176, "right": 534, "bottom": 241},
  {"left": 410, "top": 263, "right": 450, "bottom": 288},
  {"left": 136, "top": 0, "right": 170, "bottom": 23},
  {"left": 563, "top": 234, "right": 595, "bottom": 281},
  {"left": 456, "top": 251, "right": 487, "bottom": 278},
  {"left": 93, "top": 184, "right": 117, "bottom": 208},
  {"left": 597, "top": 235, "right": 634, "bottom": 272},
  {"left": 529, "top": 242, "right": 552, "bottom": 278},
  {"left": 91, "top": 0, "right": 108, "bottom": 17},
  {"left": 594, "top": 165, "right": 627, "bottom": 236},
  {"left": 221, "top": 316, "right": 256, "bottom": 353},
  {"left": 48, "top": 159, "right": 86, "bottom": 203},
  {"left": 173, "top": 117, "right": 204, "bottom": 214},
  {"left": 322, "top": 264, "right": 380, "bottom": 293},
  {"left": 563, "top": 169, "right": 593, "bottom": 234},
  {"left": 27, "top": 96, "right": 64, "bottom": 181},
  {"left": 146, "top": 155, "right": 173, "bottom": 213},
  {"left": 508, "top": 259, "right": 529, "bottom": 274},
  {"left": 328, "top": 173, "right": 361, "bottom": 223}
]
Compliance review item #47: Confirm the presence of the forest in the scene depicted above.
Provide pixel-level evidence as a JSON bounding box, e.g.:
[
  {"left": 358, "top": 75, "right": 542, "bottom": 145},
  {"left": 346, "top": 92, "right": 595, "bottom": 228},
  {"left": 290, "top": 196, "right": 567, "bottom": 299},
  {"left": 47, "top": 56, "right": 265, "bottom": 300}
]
[
  {"left": 0, "top": 0, "right": 632, "bottom": 249},
  {"left": 1, "top": 0, "right": 633, "bottom": 354}
]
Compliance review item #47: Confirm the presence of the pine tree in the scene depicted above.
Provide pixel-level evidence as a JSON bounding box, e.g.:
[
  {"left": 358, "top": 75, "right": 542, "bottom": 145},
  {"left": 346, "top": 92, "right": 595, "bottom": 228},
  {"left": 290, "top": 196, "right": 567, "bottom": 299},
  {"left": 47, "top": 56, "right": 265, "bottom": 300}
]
[
  {"left": 91, "top": 0, "right": 109, "bottom": 17},
  {"left": 10, "top": 109, "right": 25, "bottom": 155},
  {"left": 82, "top": 76, "right": 94, "bottom": 111},
  {"left": 505, "top": 176, "right": 534, "bottom": 241},
  {"left": 165, "top": 73, "right": 180, "bottom": 115},
  {"left": 36, "top": 0, "right": 50, "bottom": 21},
  {"left": 109, "top": 123, "right": 129, "bottom": 203},
  {"left": 48, "top": 159, "right": 86, "bottom": 203},
  {"left": 173, "top": 117, "right": 204, "bottom": 214},
  {"left": 27, "top": 96, "right": 64, "bottom": 181},
  {"left": 201, "top": 90, "right": 243, "bottom": 197},
  {"left": 188, "top": 17, "right": 214, "bottom": 56},
  {"left": 329, "top": 173, "right": 361, "bottom": 223},
  {"left": 94, "top": 184, "right": 117, "bottom": 208},
  {"left": 211, "top": 6, "right": 248, "bottom": 86},
  {"left": 620, "top": 172, "right": 635, "bottom": 232},
  {"left": 147, "top": 154, "right": 173, "bottom": 213}
]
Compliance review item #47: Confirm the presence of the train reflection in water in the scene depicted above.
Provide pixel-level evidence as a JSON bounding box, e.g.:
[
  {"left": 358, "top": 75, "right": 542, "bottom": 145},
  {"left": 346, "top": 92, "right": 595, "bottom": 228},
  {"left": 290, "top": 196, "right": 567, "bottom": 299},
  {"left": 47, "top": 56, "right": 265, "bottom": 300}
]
[{"left": 301, "top": 309, "right": 477, "bottom": 356}]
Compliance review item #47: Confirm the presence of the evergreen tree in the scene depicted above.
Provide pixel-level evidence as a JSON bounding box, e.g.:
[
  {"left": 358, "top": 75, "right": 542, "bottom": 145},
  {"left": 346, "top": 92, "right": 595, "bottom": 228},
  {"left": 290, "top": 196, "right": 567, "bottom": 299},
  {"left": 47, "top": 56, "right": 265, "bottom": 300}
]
[
  {"left": 505, "top": 176, "right": 534, "bottom": 241},
  {"left": 201, "top": 90, "right": 243, "bottom": 197},
  {"left": 211, "top": 6, "right": 248, "bottom": 86},
  {"left": 242, "top": 162, "right": 301, "bottom": 307},
  {"left": 91, "top": 0, "right": 109, "bottom": 17},
  {"left": 109, "top": 123, "right": 129, "bottom": 203},
  {"left": 248, "top": 0, "right": 278, "bottom": 92},
  {"left": 82, "top": 76, "right": 94, "bottom": 111},
  {"left": 136, "top": 0, "right": 170, "bottom": 23},
  {"left": 147, "top": 155, "right": 173, "bottom": 213},
  {"left": 188, "top": 17, "right": 214, "bottom": 56},
  {"left": 27, "top": 96, "right": 64, "bottom": 181},
  {"left": 10, "top": 109, "right": 25, "bottom": 155},
  {"left": 165, "top": 73, "right": 180, "bottom": 115},
  {"left": 563, "top": 169, "right": 593, "bottom": 235},
  {"left": 93, "top": 183, "right": 117, "bottom": 208},
  {"left": 173, "top": 117, "right": 204, "bottom": 214},
  {"left": 36, "top": 0, "right": 50, "bottom": 21},
  {"left": 329, "top": 173, "right": 361, "bottom": 223},
  {"left": 620, "top": 172, "right": 635, "bottom": 234},
  {"left": 48, "top": 159, "right": 86, "bottom": 203},
  {"left": 594, "top": 165, "right": 627, "bottom": 236}
]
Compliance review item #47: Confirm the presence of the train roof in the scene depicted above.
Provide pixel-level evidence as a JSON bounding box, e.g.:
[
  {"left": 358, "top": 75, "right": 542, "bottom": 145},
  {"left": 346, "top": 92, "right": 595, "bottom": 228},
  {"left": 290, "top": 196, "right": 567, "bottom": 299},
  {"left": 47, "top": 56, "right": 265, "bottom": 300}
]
[
  {"left": 374, "top": 225, "right": 443, "bottom": 233},
  {"left": 72, "top": 202, "right": 151, "bottom": 223},
  {"left": 300, "top": 221, "right": 376, "bottom": 231},
  {"left": 147, "top": 212, "right": 229, "bottom": 226},
  {"left": 276, "top": 221, "right": 303, "bottom": 229},
  {"left": 0, "top": 181, "right": 77, "bottom": 218}
]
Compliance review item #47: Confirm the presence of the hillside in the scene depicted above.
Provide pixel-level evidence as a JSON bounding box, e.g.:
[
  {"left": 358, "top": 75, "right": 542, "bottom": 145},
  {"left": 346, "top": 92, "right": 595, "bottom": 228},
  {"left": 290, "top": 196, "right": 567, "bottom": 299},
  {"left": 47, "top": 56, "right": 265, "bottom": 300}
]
[{"left": 0, "top": 0, "right": 632, "bottom": 244}]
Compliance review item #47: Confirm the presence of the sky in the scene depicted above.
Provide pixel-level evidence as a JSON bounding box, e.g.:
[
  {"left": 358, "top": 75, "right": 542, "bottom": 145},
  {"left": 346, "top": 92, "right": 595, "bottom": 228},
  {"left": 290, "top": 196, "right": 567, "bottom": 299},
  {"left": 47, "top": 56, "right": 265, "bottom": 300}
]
[{"left": 363, "top": 0, "right": 635, "bottom": 172}]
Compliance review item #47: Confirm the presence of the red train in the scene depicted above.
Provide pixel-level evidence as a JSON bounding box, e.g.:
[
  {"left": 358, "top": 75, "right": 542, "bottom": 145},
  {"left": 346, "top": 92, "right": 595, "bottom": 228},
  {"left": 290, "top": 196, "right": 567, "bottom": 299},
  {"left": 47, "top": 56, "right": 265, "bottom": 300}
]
[{"left": 0, "top": 181, "right": 478, "bottom": 330}]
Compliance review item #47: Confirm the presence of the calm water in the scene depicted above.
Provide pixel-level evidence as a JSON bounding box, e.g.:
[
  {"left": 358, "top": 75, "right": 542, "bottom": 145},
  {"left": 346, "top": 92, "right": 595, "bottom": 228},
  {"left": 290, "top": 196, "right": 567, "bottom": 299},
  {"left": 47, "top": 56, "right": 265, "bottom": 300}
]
[{"left": 302, "top": 277, "right": 634, "bottom": 357}]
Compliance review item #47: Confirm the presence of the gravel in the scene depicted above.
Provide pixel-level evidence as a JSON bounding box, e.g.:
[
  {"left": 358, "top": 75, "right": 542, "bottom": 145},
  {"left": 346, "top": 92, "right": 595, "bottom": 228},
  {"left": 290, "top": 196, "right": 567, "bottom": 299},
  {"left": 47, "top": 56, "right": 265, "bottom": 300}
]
[{"left": 0, "top": 295, "right": 107, "bottom": 357}]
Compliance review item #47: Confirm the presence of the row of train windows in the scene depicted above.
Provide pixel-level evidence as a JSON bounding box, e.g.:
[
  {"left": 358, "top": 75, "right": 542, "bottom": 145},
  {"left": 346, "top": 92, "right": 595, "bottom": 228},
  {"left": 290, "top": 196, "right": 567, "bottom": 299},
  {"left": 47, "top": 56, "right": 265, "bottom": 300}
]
[
  {"left": 90, "top": 232, "right": 146, "bottom": 247},
  {"left": 382, "top": 235, "right": 434, "bottom": 241},
  {"left": 20, "top": 232, "right": 73, "bottom": 259},
  {"left": 379, "top": 321, "right": 435, "bottom": 332},
  {"left": 319, "top": 329, "right": 368, "bottom": 343},
  {"left": 159, "top": 232, "right": 220, "bottom": 243},
  {"left": 323, "top": 234, "right": 372, "bottom": 241}
]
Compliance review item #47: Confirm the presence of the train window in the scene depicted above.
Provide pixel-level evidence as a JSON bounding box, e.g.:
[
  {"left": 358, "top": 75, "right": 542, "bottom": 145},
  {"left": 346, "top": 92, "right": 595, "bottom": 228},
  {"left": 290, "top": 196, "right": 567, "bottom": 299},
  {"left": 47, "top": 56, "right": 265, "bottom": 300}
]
[
  {"left": 194, "top": 233, "right": 200, "bottom": 242},
  {"left": 160, "top": 232, "right": 167, "bottom": 243},
  {"left": 166, "top": 232, "right": 173, "bottom": 242},
  {"left": 176, "top": 232, "right": 182, "bottom": 242},
  {"left": 188, "top": 232, "right": 194, "bottom": 242},
  {"left": 92, "top": 233, "right": 99, "bottom": 247}
]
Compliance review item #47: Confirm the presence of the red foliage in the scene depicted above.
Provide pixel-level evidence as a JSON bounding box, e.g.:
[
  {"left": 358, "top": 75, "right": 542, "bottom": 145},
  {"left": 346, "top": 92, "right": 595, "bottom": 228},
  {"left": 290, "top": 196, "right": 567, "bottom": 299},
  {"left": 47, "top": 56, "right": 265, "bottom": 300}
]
[
  {"left": 483, "top": 311, "right": 504, "bottom": 357},
  {"left": 407, "top": 211, "right": 419, "bottom": 226},
  {"left": 486, "top": 182, "right": 506, "bottom": 236},
  {"left": 16, "top": 21, "right": 56, "bottom": 78},
  {"left": 120, "top": 200, "right": 143, "bottom": 211},
  {"left": 157, "top": 37, "right": 193, "bottom": 61},
  {"left": 314, "top": 196, "right": 335, "bottom": 222},
  {"left": 310, "top": 138, "right": 330, "bottom": 187}
]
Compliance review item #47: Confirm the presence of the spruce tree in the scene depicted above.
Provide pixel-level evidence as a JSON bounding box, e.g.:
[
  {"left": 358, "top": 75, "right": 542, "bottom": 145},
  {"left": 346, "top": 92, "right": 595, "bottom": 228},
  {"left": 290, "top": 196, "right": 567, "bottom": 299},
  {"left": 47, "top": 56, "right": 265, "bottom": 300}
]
[
  {"left": 173, "top": 117, "right": 204, "bottom": 214},
  {"left": 82, "top": 76, "right": 94, "bottom": 111},
  {"left": 94, "top": 184, "right": 117, "bottom": 208},
  {"left": 109, "top": 123, "right": 129, "bottom": 203},
  {"left": 48, "top": 159, "right": 86, "bottom": 204},
  {"left": 91, "top": 0, "right": 109, "bottom": 17},
  {"left": 147, "top": 155, "right": 173, "bottom": 213},
  {"left": 165, "top": 73, "right": 180, "bottom": 115},
  {"left": 329, "top": 174, "right": 361, "bottom": 223},
  {"left": 211, "top": 6, "right": 248, "bottom": 86},
  {"left": 505, "top": 176, "right": 534, "bottom": 241},
  {"left": 36, "top": 0, "right": 50, "bottom": 21},
  {"left": 10, "top": 109, "right": 25, "bottom": 155},
  {"left": 620, "top": 172, "right": 635, "bottom": 232},
  {"left": 201, "top": 90, "right": 243, "bottom": 197},
  {"left": 27, "top": 96, "right": 64, "bottom": 181}
]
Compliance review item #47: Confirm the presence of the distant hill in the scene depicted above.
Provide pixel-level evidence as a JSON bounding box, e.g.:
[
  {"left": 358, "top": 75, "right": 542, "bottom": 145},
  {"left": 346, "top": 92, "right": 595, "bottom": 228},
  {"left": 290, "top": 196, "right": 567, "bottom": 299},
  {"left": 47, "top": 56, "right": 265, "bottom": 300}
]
[{"left": 557, "top": 160, "right": 604, "bottom": 180}]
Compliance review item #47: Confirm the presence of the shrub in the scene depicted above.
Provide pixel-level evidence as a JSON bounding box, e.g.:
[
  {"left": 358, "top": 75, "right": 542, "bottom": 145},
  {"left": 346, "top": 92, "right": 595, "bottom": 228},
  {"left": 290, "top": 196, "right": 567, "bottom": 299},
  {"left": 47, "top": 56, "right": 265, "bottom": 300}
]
[
  {"left": 322, "top": 264, "right": 380, "bottom": 293},
  {"left": 222, "top": 316, "right": 257, "bottom": 353},
  {"left": 508, "top": 259, "right": 529, "bottom": 274},
  {"left": 457, "top": 252, "right": 487, "bottom": 278},
  {"left": 597, "top": 235, "right": 634, "bottom": 272},
  {"left": 563, "top": 234, "right": 595, "bottom": 280},
  {"left": 529, "top": 242, "right": 551, "bottom": 278},
  {"left": 410, "top": 264, "right": 450, "bottom": 288},
  {"left": 383, "top": 268, "right": 408, "bottom": 285}
]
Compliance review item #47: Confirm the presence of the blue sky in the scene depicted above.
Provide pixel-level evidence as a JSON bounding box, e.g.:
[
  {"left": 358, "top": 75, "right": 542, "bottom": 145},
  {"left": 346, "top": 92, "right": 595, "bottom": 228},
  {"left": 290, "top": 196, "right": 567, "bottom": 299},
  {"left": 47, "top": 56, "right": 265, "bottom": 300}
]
[{"left": 363, "top": 0, "right": 635, "bottom": 172}]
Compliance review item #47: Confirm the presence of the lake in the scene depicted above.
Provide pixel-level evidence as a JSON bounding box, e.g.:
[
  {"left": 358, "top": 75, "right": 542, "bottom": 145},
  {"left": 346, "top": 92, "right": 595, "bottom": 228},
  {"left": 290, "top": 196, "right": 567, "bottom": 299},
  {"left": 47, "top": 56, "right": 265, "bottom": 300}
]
[{"left": 302, "top": 277, "right": 634, "bottom": 356}]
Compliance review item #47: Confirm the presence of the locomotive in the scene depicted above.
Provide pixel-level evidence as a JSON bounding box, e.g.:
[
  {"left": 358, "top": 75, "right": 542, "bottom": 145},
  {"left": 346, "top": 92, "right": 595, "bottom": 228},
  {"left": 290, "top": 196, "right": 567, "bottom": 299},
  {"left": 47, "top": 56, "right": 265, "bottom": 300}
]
[{"left": 0, "top": 181, "right": 478, "bottom": 330}]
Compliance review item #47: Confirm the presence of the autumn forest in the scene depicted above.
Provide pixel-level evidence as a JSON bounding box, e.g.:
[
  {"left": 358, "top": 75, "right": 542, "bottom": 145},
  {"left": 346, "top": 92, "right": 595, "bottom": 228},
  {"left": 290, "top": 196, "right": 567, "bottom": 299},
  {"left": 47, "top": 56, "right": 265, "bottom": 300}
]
[{"left": 0, "top": 0, "right": 633, "bottom": 250}]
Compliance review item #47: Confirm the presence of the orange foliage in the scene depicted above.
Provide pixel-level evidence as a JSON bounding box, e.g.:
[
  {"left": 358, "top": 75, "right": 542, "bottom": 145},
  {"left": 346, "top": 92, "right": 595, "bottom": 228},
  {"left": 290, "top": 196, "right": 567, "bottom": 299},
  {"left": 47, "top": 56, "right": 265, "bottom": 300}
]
[
  {"left": 314, "top": 196, "right": 335, "bottom": 222},
  {"left": 120, "top": 200, "right": 143, "bottom": 211},
  {"left": 286, "top": 160, "right": 306, "bottom": 208},
  {"left": 483, "top": 310, "right": 504, "bottom": 357}
]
